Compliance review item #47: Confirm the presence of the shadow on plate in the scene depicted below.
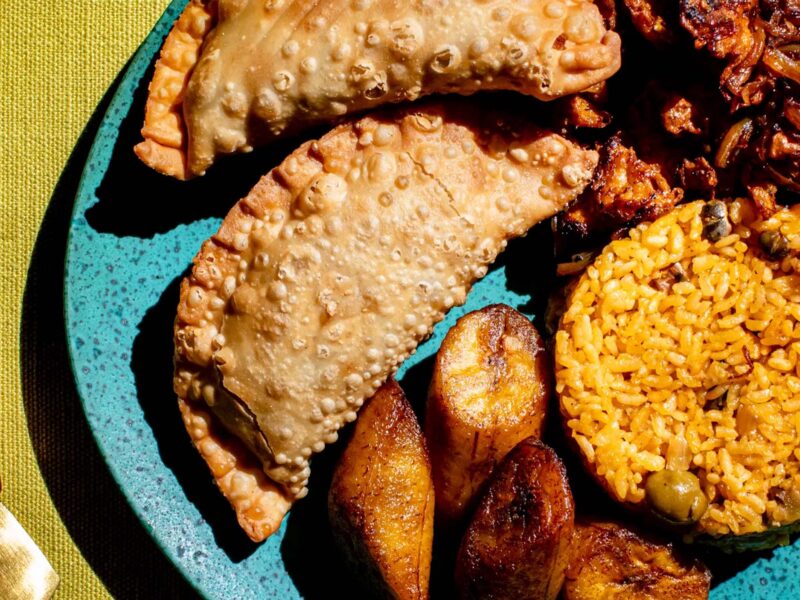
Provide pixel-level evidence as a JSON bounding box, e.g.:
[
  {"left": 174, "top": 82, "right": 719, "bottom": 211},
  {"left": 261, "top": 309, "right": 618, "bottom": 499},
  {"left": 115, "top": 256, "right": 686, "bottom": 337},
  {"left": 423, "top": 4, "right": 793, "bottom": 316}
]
[
  {"left": 495, "top": 219, "right": 557, "bottom": 321},
  {"left": 20, "top": 70, "right": 198, "bottom": 599},
  {"left": 398, "top": 356, "right": 435, "bottom": 419},
  {"left": 279, "top": 429, "right": 366, "bottom": 599},
  {"left": 83, "top": 45, "right": 323, "bottom": 240},
  {"left": 131, "top": 276, "right": 260, "bottom": 563}
]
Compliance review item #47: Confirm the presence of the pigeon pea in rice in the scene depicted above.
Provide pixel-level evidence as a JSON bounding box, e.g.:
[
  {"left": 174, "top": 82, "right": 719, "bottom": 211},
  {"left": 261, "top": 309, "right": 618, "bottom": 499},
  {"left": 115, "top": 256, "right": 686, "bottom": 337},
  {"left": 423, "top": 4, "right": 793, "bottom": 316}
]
[
  {"left": 700, "top": 200, "right": 732, "bottom": 242},
  {"left": 555, "top": 199, "right": 800, "bottom": 549}
]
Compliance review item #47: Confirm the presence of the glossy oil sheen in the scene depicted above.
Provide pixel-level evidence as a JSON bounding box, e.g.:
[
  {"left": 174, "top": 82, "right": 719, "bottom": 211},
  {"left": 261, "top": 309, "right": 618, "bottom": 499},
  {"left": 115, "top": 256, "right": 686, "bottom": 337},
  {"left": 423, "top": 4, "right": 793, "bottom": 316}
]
[{"left": 64, "top": 1, "right": 798, "bottom": 597}]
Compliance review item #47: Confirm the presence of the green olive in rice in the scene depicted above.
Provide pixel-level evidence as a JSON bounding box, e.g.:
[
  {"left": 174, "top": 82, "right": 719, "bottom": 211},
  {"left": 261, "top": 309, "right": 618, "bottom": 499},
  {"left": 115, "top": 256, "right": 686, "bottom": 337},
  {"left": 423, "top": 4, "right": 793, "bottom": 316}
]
[
  {"left": 555, "top": 200, "right": 800, "bottom": 548},
  {"left": 645, "top": 469, "right": 708, "bottom": 524}
]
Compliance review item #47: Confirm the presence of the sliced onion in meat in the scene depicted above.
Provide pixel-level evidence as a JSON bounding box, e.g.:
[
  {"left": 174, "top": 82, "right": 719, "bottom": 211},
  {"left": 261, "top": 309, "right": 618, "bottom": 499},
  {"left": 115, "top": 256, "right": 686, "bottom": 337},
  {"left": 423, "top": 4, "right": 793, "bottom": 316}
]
[
  {"left": 763, "top": 47, "right": 800, "bottom": 85},
  {"left": 726, "top": 27, "right": 766, "bottom": 93},
  {"left": 556, "top": 251, "right": 597, "bottom": 276},
  {"left": 715, "top": 118, "right": 754, "bottom": 168},
  {"left": 778, "top": 44, "right": 800, "bottom": 58}
]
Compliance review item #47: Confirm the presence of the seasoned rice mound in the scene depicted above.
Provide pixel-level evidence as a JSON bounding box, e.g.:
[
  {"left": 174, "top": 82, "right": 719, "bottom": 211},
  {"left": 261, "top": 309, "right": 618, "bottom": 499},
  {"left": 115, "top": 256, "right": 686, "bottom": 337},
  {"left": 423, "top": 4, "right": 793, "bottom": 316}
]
[{"left": 556, "top": 200, "right": 800, "bottom": 538}]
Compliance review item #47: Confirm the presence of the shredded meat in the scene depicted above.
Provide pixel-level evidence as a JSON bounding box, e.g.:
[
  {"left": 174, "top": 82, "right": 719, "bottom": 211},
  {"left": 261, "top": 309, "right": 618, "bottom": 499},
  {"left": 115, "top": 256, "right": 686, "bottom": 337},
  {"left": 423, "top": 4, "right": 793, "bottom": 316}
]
[
  {"left": 679, "top": 0, "right": 800, "bottom": 105},
  {"left": 554, "top": 95, "right": 612, "bottom": 129},
  {"left": 622, "top": 0, "right": 679, "bottom": 44},
  {"left": 680, "top": 156, "right": 719, "bottom": 191},
  {"left": 746, "top": 176, "right": 780, "bottom": 213},
  {"left": 681, "top": 0, "right": 764, "bottom": 103},
  {"left": 555, "top": 136, "right": 684, "bottom": 251},
  {"left": 552, "top": 0, "right": 800, "bottom": 248},
  {"left": 613, "top": 0, "right": 800, "bottom": 217},
  {"left": 681, "top": 0, "right": 800, "bottom": 207},
  {"left": 662, "top": 92, "right": 709, "bottom": 135}
]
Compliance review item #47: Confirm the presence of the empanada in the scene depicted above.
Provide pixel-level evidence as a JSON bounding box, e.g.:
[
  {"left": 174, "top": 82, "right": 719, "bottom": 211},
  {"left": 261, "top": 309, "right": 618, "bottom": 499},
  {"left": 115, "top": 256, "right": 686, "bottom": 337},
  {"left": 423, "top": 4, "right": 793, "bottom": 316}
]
[
  {"left": 136, "top": 0, "right": 621, "bottom": 178},
  {"left": 173, "top": 100, "right": 597, "bottom": 541}
]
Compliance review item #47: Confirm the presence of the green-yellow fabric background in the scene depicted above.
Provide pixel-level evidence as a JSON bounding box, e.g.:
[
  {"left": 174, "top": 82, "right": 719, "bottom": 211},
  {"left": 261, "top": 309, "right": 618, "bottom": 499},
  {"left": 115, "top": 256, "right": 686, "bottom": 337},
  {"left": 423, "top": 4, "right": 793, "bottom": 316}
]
[{"left": 0, "top": 1, "right": 194, "bottom": 597}]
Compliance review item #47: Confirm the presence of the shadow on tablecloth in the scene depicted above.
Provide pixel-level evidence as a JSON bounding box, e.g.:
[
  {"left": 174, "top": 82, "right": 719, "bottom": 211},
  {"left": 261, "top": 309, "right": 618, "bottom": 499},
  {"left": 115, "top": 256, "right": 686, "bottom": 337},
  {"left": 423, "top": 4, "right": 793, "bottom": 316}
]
[{"left": 19, "top": 70, "right": 199, "bottom": 599}]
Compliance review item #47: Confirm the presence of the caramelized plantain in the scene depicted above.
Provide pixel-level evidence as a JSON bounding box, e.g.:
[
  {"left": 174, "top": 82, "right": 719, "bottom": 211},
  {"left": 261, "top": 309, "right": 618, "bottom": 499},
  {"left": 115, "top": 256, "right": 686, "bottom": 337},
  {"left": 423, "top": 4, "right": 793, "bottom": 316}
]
[
  {"left": 455, "top": 438, "right": 574, "bottom": 600},
  {"left": 328, "top": 379, "right": 434, "bottom": 600},
  {"left": 425, "top": 305, "right": 550, "bottom": 526},
  {"left": 563, "top": 519, "right": 711, "bottom": 599}
]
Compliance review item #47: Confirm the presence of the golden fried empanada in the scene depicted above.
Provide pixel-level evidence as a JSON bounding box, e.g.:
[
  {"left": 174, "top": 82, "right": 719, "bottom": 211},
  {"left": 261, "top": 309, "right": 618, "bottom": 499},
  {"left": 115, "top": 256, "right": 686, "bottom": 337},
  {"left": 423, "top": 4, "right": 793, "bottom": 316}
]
[
  {"left": 173, "top": 100, "right": 597, "bottom": 540},
  {"left": 177, "top": 398, "right": 292, "bottom": 541},
  {"left": 136, "top": 0, "right": 621, "bottom": 178}
]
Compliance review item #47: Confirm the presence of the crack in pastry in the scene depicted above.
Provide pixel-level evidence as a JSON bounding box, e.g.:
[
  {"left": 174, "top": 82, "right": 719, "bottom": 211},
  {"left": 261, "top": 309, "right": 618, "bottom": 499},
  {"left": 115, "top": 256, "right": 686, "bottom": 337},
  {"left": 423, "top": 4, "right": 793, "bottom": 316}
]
[
  {"left": 174, "top": 101, "right": 597, "bottom": 539},
  {"left": 136, "top": 0, "right": 620, "bottom": 178}
]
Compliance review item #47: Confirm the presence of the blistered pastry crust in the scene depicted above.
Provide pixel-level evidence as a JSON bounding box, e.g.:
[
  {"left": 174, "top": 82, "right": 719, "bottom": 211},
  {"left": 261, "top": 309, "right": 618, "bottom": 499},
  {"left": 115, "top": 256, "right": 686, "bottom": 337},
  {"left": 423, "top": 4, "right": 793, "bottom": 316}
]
[
  {"left": 178, "top": 398, "right": 291, "bottom": 541},
  {"left": 138, "top": 0, "right": 620, "bottom": 177},
  {"left": 173, "top": 100, "right": 597, "bottom": 503},
  {"left": 134, "top": 0, "right": 216, "bottom": 179}
]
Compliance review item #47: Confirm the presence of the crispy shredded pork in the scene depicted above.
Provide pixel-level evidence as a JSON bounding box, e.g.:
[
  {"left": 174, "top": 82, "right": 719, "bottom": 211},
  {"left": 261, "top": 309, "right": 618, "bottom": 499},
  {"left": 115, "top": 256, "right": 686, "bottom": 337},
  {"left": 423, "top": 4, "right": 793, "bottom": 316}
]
[
  {"left": 553, "top": 0, "right": 800, "bottom": 250},
  {"left": 616, "top": 0, "right": 800, "bottom": 215},
  {"left": 554, "top": 93, "right": 613, "bottom": 129},
  {"left": 623, "top": 0, "right": 679, "bottom": 44},
  {"left": 555, "top": 136, "right": 684, "bottom": 249}
]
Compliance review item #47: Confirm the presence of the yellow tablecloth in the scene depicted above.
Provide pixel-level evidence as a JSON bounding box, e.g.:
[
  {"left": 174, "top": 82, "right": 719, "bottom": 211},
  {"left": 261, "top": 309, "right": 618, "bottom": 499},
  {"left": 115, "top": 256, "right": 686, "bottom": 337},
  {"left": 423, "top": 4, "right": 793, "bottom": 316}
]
[{"left": 0, "top": 1, "right": 200, "bottom": 597}]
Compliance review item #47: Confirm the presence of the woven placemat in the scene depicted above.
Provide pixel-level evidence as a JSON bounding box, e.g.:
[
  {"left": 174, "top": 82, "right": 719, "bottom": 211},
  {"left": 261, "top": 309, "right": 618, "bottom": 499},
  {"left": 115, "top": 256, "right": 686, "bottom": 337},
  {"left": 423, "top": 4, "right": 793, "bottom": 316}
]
[{"left": 1, "top": 1, "right": 199, "bottom": 597}]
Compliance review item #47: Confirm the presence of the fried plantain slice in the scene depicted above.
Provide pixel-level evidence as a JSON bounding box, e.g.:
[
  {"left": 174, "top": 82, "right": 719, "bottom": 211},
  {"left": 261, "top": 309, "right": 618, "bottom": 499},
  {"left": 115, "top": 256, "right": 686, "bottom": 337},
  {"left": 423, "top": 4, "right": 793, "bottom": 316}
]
[
  {"left": 563, "top": 519, "right": 711, "bottom": 599},
  {"left": 455, "top": 438, "right": 575, "bottom": 600},
  {"left": 425, "top": 304, "right": 551, "bottom": 526},
  {"left": 329, "top": 379, "right": 434, "bottom": 600}
]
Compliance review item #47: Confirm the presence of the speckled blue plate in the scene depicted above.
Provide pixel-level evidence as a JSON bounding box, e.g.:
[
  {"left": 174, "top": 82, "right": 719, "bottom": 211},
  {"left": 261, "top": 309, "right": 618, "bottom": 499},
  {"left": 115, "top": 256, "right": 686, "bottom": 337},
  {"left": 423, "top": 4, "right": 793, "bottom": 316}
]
[{"left": 64, "top": 1, "right": 798, "bottom": 597}]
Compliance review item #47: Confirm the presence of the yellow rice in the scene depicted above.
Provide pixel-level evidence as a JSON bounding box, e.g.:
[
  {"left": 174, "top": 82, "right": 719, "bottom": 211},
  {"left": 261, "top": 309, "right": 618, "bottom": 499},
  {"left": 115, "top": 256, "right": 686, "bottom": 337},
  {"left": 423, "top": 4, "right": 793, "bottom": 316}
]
[{"left": 555, "top": 200, "right": 800, "bottom": 538}]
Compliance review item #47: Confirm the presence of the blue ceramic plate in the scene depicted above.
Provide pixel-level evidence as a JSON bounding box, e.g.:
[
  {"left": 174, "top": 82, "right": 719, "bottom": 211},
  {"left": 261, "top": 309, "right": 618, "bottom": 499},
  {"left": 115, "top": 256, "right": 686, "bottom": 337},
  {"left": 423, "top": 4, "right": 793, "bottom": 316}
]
[{"left": 65, "top": 2, "right": 798, "bottom": 597}]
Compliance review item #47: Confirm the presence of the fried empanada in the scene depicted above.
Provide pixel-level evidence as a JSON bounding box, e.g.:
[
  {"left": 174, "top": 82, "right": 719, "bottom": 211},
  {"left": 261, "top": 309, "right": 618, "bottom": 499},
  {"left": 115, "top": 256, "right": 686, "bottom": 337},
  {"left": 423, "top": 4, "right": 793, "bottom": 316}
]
[
  {"left": 136, "top": 0, "right": 621, "bottom": 178},
  {"left": 173, "top": 100, "right": 597, "bottom": 540},
  {"left": 177, "top": 398, "right": 292, "bottom": 541}
]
